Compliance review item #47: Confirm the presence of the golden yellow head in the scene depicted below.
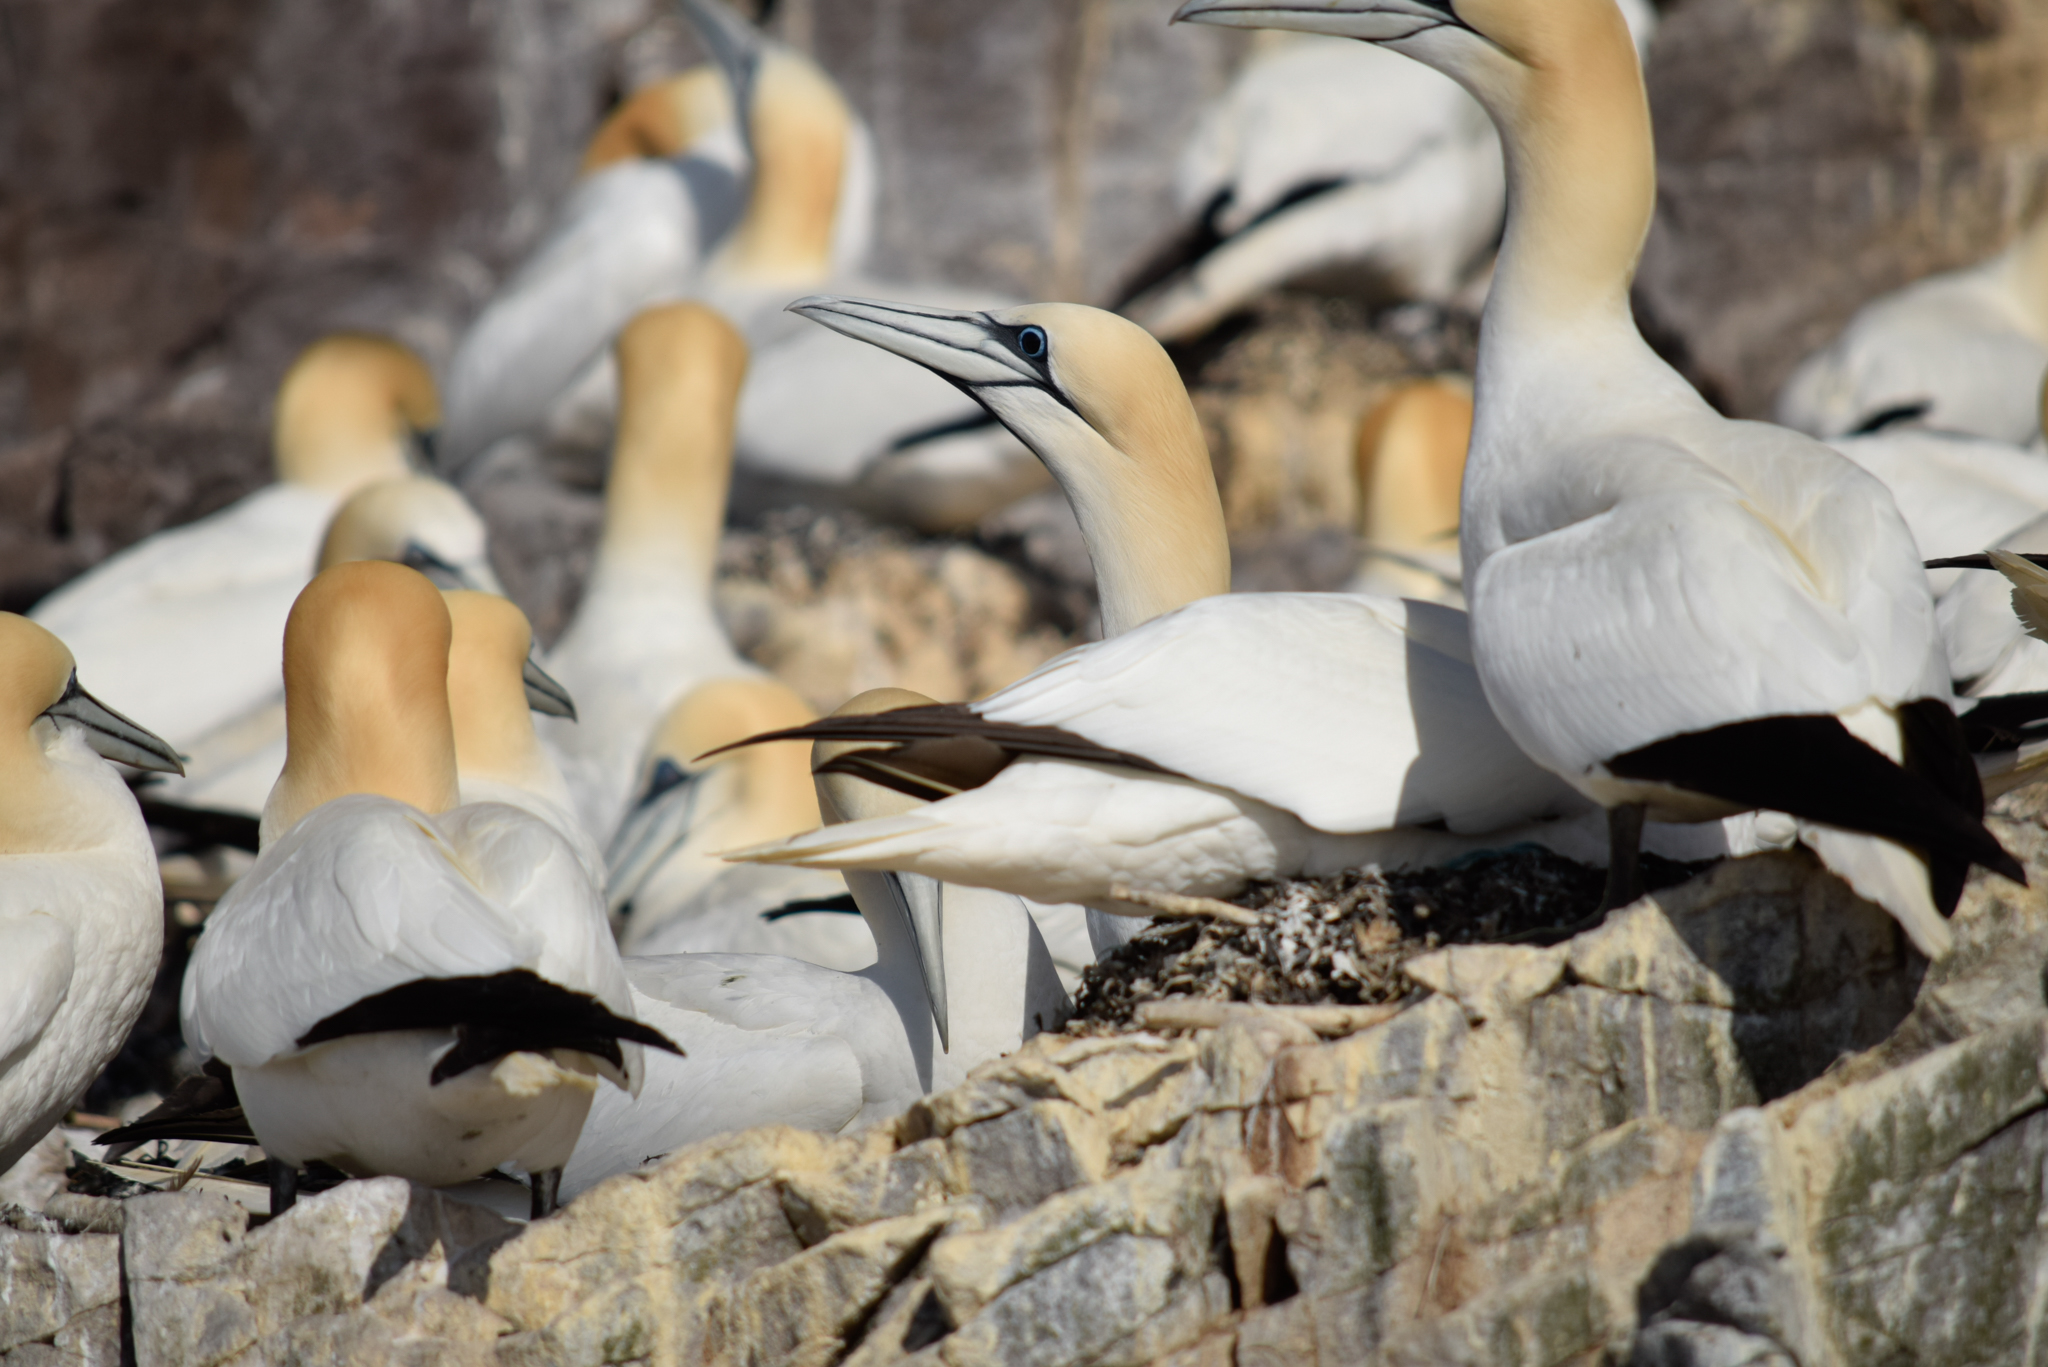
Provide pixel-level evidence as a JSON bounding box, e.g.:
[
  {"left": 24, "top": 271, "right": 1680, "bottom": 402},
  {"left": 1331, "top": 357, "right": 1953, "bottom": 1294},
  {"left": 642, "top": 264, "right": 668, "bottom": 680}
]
[
  {"left": 0, "top": 614, "right": 76, "bottom": 735},
  {"left": 267, "top": 561, "right": 459, "bottom": 838},
  {"left": 580, "top": 66, "right": 737, "bottom": 173},
  {"left": 273, "top": 334, "right": 440, "bottom": 493}
]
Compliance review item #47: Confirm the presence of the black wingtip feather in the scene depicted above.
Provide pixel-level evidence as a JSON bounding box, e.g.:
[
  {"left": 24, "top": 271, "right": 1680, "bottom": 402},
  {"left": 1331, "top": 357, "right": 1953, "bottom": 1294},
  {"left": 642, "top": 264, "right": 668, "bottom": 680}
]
[{"left": 295, "top": 970, "right": 683, "bottom": 1086}]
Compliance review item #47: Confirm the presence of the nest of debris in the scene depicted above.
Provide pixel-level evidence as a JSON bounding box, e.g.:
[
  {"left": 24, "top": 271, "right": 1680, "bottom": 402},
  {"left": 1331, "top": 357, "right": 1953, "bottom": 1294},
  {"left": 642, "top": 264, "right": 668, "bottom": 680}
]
[{"left": 1067, "top": 845, "right": 1707, "bottom": 1033}]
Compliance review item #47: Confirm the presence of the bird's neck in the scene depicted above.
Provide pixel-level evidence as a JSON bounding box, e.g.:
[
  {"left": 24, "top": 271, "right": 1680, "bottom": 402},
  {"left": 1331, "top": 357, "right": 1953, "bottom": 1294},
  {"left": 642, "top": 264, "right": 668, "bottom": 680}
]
[
  {"left": 1050, "top": 428, "right": 1232, "bottom": 638},
  {"left": 449, "top": 680, "right": 550, "bottom": 799},
  {"left": 265, "top": 690, "right": 460, "bottom": 844},
  {"left": 2003, "top": 213, "right": 2048, "bottom": 335},
  {"left": 719, "top": 60, "right": 847, "bottom": 284},
  {"left": 0, "top": 723, "right": 119, "bottom": 855},
  {"left": 1472, "top": 23, "right": 1658, "bottom": 360},
  {"left": 595, "top": 386, "right": 733, "bottom": 600}
]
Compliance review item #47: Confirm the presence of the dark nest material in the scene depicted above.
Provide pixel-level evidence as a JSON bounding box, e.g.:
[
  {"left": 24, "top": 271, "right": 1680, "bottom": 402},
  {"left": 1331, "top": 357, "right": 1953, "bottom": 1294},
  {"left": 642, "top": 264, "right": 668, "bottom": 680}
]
[{"left": 1067, "top": 845, "right": 1708, "bottom": 1033}]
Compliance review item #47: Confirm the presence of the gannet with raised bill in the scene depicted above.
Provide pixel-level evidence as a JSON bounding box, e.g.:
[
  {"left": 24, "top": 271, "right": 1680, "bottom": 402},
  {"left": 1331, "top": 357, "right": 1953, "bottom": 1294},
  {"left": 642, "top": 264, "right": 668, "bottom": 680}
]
[
  {"left": 722, "top": 296, "right": 1623, "bottom": 927},
  {"left": 30, "top": 334, "right": 437, "bottom": 754},
  {"left": 563, "top": 687, "right": 1067, "bottom": 1199},
  {"left": 1924, "top": 550, "right": 2048, "bottom": 799},
  {"left": 0, "top": 616, "right": 183, "bottom": 1171},
  {"left": 1118, "top": 0, "right": 1653, "bottom": 342},
  {"left": 179, "top": 562, "right": 674, "bottom": 1217},
  {"left": 140, "top": 472, "right": 512, "bottom": 833},
  {"left": 1172, "top": 0, "right": 2023, "bottom": 957},
  {"left": 1344, "top": 376, "right": 1471, "bottom": 604},
  {"left": 1777, "top": 212, "right": 2048, "bottom": 446},
  {"left": 435, "top": 8, "right": 758, "bottom": 475}
]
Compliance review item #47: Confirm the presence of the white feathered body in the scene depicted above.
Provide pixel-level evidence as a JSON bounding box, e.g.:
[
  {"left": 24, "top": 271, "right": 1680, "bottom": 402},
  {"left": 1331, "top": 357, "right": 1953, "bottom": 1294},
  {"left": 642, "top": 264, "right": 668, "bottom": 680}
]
[
  {"left": 1776, "top": 253, "right": 2048, "bottom": 446},
  {"left": 0, "top": 723, "right": 163, "bottom": 1172},
  {"left": 181, "top": 794, "right": 637, "bottom": 1184},
  {"left": 29, "top": 483, "right": 338, "bottom": 749}
]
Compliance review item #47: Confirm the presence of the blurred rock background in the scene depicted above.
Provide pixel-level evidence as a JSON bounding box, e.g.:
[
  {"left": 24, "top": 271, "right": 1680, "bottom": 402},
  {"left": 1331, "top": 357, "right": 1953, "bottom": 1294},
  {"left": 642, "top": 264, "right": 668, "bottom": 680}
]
[{"left": 5, "top": 0, "right": 2048, "bottom": 622}]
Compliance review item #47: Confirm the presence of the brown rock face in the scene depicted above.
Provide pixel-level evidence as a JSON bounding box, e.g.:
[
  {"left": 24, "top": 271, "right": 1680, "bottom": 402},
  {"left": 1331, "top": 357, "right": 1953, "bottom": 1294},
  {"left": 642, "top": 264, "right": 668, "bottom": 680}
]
[
  {"left": 0, "top": 0, "right": 636, "bottom": 610},
  {"left": 1636, "top": 0, "right": 2048, "bottom": 416}
]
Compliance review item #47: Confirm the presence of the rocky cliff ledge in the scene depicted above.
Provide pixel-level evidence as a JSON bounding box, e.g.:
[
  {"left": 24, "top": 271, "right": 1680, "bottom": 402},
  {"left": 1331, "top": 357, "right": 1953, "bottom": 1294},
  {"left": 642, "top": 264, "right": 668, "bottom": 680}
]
[{"left": 8, "top": 814, "right": 2048, "bottom": 1367}]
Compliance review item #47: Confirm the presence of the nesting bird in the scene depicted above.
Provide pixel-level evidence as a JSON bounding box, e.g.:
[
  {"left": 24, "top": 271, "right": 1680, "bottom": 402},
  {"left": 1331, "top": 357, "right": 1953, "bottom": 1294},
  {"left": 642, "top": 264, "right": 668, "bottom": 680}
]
[
  {"left": 1172, "top": 0, "right": 2021, "bottom": 956},
  {"left": 0, "top": 616, "right": 182, "bottom": 1171},
  {"left": 179, "top": 562, "right": 671, "bottom": 1215}
]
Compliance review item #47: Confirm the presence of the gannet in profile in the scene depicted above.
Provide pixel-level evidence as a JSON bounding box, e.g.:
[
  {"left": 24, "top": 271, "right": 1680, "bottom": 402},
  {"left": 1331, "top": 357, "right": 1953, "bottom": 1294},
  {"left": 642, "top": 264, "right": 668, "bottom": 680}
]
[
  {"left": 1173, "top": 0, "right": 2022, "bottom": 958},
  {"left": 538, "top": 302, "right": 771, "bottom": 843},
  {"left": 564, "top": 688, "right": 1064, "bottom": 1198},
  {"left": 1119, "top": 0, "right": 1653, "bottom": 341},
  {"left": 30, "top": 334, "right": 437, "bottom": 752},
  {"left": 722, "top": 297, "right": 1596, "bottom": 919},
  {"left": 142, "top": 473, "right": 510, "bottom": 830},
  {"left": 181, "top": 562, "right": 673, "bottom": 1216},
  {"left": 0, "top": 616, "right": 183, "bottom": 1171},
  {"left": 1777, "top": 213, "right": 2048, "bottom": 445},
  {"left": 1344, "top": 376, "right": 1471, "bottom": 604}
]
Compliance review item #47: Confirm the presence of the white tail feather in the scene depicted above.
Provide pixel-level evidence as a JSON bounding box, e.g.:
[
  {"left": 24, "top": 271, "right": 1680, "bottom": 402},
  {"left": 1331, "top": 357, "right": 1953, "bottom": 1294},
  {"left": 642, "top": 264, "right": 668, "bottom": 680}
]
[{"left": 1797, "top": 821, "right": 1954, "bottom": 959}]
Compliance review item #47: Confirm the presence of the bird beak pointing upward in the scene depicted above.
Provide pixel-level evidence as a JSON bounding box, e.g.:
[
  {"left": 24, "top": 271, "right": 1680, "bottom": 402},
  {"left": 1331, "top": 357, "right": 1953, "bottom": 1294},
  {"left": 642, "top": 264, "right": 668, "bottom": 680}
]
[
  {"left": 522, "top": 655, "right": 579, "bottom": 720},
  {"left": 885, "top": 870, "right": 951, "bottom": 1053},
  {"left": 786, "top": 295, "right": 1051, "bottom": 391},
  {"left": 42, "top": 673, "right": 185, "bottom": 775}
]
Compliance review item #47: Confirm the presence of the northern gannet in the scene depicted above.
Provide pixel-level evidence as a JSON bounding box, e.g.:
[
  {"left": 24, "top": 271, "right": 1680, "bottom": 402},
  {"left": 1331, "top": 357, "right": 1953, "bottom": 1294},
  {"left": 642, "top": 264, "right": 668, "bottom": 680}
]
[
  {"left": 720, "top": 297, "right": 1600, "bottom": 920},
  {"left": 30, "top": 334, "right": 437, "bottom": 753},
  {"left": 1118, "top": 0, "right": 1653, "bottom": 342},
  {"left": 608, "top": 676, "right": 870, "bottom": 970},
  {"left": 0, "top": 616, "right": 183, "bottom": 1171},
  {"left": 563, "top": 687, "right": 1066, "bottom": 1198},
  {"left": 1777, "top": 213, "right": 2048, "bottom": 445},
  {"left": 141, "top": 473, "right": 510, "bottom": 831},
  {"left": 180, "top": 562, "right": 673, "bottom": 1216},
  {"left": 435, "top": 16, "right": 757, "bottom": 475},
  {"left": 537, "top": 302, "right": 770, "bottom": 844},
  {"left": 1344, "top": 376, "right": 1471, "bottom": 604},
  {"left": 1172, "top": 0, "right": 2022, "bottom": 956}
]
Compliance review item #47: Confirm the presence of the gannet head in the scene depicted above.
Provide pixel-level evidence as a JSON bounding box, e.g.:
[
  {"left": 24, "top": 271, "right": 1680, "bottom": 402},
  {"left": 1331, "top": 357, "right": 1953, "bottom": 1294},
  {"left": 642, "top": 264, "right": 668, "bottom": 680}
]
[
  {"left": 579, "top": 66, "right": 737, "bottom": 173},
  {"left": 317, "top": 476, "right": 502, "bottom": 596},
  {"left": 443, "top": 590, "right": 575, "bottom": 789},
  {"left": 606, "top": 303, "right": 750, "bottom": 567},
  {"left": 641, "top": 676, "right": 820, "bottom": 837},
  {"left": 263, "top": 561, "right": 460, "bottom": 844},
  {"left": 273, "top": 334, "right": 440, "bottom": 495},
  {"left": 0, "top": 614, "right": 182, "bottom": 776},
  {"left": 811, "top": 687, "right": 953, "bottom": 1052},
  {"left": 1170, "top": 0, "right": 1627, "bottom": 78},
  {"left": 0, "top": 614, "right": 181, "bottom": 853},
  {"left": 786, "top": 295, "right": 1230, "bottom": 634}
]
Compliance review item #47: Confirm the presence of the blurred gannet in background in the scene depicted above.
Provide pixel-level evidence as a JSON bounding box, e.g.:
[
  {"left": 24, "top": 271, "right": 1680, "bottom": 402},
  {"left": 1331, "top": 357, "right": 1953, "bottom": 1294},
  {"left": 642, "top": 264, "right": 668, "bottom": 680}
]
[
  {"left": 179, "top": 563, "right": 673, "bottom": 1216},
  {"left": 0, "top": 616, "right": 182, "bottom": 1171},
  {"left": 141, "top": 473, "right": 510, "bottom": 831},
  {"left": 435, "top": 33, "right": 753, "bottom": 474},
  {"left": 538, "top": 302, "right": 771, "bottom": 844},
  {"left": 1344, "top": 376, "right": 1471, "bottom": 604},
  {"left": 608, "top": 677, "right": 868, "bottom": 969},
  {"left": 564, "top": 688, "right": 1066, "bottom": 1199},
  {"left": 1118, "top": 0, "right": 1654, "bottom": 342},
  {"left": 30, "top": 334, "right": 437, "bottom": 754},
  {"left": 1777, "top": 212, "right": 2048, "bottom": 445},
  {"left": 727, "top": 297, "right": 1626, "bottom": 934},
  {"left": 1172, "top": 0, "right": 2022, "bottom": 958}
]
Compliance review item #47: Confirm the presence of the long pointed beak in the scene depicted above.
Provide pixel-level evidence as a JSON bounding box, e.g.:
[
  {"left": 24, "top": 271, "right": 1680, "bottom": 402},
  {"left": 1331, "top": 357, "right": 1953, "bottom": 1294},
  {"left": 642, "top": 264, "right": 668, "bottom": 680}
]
[
  {"left": 887, "top": 871, "right": 950, "bottom": 1053},
  {"left": 523, "top": 655, "right": 578, "bottom": 720},
  {"left": 43, "top": 674, "right": 184, "bottom": 775},
  {"left": 676, "top": 0, "right": 763, "bottom": 137},
  {"left": 1170, "top": 0, "right": 1470, "bottom": 39},
  {"left": 787, "top": 295, "right": 1040, "bottom": 389}
]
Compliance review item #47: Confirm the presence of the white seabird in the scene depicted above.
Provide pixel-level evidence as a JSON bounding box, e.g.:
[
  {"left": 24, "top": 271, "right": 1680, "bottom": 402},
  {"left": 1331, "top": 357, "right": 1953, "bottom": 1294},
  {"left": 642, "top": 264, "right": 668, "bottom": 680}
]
[
  {"left": 179, "top": 562, "right": 673, "bottom": 1216},
  {"left": 1173, "top": 0, "right": 2022, "bottom": 957},
  {"left": 0, "top": 615, "right": 183, "bottom": 1171}
]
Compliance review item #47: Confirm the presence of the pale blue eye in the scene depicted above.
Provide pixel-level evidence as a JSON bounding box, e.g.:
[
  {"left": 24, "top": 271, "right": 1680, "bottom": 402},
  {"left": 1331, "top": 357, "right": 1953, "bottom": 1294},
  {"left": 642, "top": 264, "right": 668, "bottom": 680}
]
[{"left": 1018, "top": 326, "right": 1047, "bottom": 359}]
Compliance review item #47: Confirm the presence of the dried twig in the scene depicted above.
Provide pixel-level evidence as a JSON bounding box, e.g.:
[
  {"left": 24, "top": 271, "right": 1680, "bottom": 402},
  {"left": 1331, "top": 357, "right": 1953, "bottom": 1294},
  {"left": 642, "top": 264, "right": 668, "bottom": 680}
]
[{"left": 1109, "top": 884, "right": 1270, "bottom": 926}]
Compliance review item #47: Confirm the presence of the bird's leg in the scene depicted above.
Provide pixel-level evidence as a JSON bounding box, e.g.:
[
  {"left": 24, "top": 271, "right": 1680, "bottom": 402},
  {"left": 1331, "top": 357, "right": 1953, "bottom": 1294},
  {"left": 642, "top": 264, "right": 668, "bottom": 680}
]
[
  {"left": 268, "top": 1162, "right": 299, "bottom": 1217},
  {"left": 1598, "top": 802, "right": 1647, "bottom": 913},
  {"left": 529, "top": 1167, "right": 562, "bottom": 1221}
]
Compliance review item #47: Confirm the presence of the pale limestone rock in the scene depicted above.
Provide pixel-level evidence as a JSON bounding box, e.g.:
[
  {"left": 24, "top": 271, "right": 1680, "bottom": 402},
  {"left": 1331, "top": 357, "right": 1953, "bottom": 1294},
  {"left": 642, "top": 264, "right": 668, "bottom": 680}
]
[{"left": 0, "top": 1227, "right": 118, "bottom": 1358}]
